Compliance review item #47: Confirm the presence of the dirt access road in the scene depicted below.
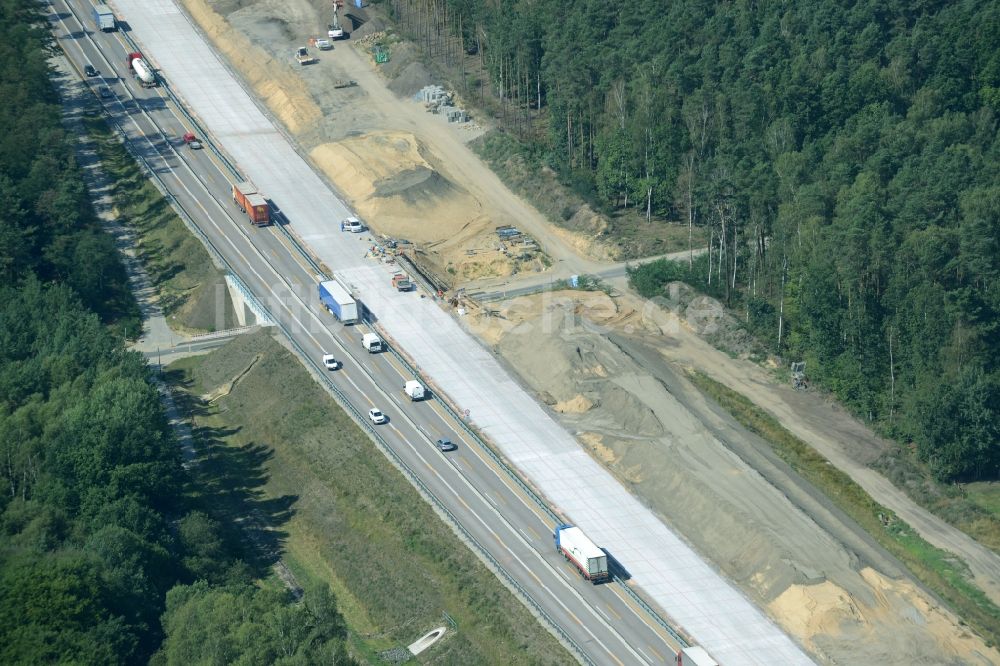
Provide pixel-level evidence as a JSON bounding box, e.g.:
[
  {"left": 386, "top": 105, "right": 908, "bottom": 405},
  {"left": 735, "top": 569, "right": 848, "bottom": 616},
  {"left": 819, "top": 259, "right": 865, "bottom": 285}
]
[
  {"left": 191, "top": 0, "right": 616, "bottom": 284},
  {"left": 177, "top": 0, "right": 999, "bottom": 660},
  {"left": 461, "top": 289, "right": 998, "bottom": 664}
]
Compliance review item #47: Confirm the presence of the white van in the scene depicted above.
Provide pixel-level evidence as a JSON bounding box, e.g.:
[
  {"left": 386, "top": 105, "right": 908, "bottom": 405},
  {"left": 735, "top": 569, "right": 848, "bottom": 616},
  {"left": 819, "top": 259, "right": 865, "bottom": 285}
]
[
  {"left": 362, "top": 332, "right": 382, "bottom": 353},
  {"left": 342, "top": 217, "right": 365, "bottom": 233},
  {"left": 404, "top": 380, "right": 425, "bottom": 401}
]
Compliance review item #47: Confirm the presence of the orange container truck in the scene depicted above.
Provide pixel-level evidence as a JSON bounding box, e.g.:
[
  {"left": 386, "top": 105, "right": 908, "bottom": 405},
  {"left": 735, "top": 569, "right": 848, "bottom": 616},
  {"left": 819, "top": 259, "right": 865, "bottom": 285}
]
[{"left": 231, "top": 181, "right": 270, "bottom": 226}]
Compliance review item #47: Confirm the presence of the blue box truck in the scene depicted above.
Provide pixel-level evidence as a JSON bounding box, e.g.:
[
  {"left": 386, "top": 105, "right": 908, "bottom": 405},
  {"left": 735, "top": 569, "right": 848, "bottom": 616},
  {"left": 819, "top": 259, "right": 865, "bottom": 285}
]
[{"left": 319, "top": 279, "right": 358, "bottom": 324}]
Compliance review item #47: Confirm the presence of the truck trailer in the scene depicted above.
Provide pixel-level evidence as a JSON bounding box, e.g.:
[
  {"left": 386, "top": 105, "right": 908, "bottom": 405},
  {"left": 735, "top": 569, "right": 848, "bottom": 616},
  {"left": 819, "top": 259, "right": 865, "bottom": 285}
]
[
  {"left": 554, "top": 524, "right": 609, "bottom": 583},
  {"left": 231, "top": 181, "right": 270, "bottom": 226},
  {"left": 318, "top": 280, "right": 358, "bottom": 324},
  {"left": 676, "top": 646, "right": 718, "bottom": 666},
  {"left": 126, "top": 53, "right": 156, "bottom": 87},
  {"left": 92, "top": 4, "right": 116, "bottom": 31}
]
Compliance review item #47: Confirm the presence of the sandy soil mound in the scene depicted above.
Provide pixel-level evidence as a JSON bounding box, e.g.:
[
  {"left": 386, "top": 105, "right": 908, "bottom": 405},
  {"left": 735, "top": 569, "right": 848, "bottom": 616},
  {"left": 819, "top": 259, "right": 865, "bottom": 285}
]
[
  {"left": 310, "top": 129, "right": 489, "bottom": 262},
  {"left": 311, "top": 131, "right": 547, "bottom": 281},
  {"left": 185, "top": 0, "right": 321, "bottom": 134},
  {"left": 312, "top": 132, "right": 480, "bottom": 242},
  {"left": 772, "top": 569, "right": 997, "bottom": 665},
  {"left": 463, "top": 289, "right": 1000, "bottom": 665}
]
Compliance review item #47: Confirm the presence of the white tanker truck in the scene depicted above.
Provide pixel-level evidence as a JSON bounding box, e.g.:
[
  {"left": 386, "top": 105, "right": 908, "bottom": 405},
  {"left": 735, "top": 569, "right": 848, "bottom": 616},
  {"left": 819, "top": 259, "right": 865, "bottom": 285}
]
[{"left": 126, "top": 52, "right": 156, "bottom": 87}]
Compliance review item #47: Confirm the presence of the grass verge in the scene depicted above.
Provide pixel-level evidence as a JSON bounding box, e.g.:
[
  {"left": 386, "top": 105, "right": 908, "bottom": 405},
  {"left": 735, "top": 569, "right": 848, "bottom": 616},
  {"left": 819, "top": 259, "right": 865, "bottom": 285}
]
[
  {"left": 968, "top": 483, "right": 1000, "bottom": 518},
  {"left": 875, "top": 449, "right": 1000, "bottom": 556},
  {"left": 83, "top": 116, "right": 234, "bottom": 333},
  {"left": 687, "top": 370, "right": 1000, "bottom": 647},
  {"left": 166, "top": 330, "right": 572, "bottom": 664}
]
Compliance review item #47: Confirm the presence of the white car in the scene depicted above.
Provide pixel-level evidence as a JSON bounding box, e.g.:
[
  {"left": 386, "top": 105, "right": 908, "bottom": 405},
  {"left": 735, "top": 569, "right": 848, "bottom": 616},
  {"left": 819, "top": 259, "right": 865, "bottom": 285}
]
[
  {"left": 322, "top": 353, "right": 340, "bottom": 370},
  {"left": 368, "top": 408, "right": 387, "bottom": 425},
  {"left": 342, "top": 217, "right": 365, "bottom": 233}
]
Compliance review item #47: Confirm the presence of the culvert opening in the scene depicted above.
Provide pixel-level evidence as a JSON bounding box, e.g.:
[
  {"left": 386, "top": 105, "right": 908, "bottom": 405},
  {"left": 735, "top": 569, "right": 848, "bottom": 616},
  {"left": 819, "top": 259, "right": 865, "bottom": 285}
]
[{"left": 408, "top": 626, "right": 448, "bottom": 655}]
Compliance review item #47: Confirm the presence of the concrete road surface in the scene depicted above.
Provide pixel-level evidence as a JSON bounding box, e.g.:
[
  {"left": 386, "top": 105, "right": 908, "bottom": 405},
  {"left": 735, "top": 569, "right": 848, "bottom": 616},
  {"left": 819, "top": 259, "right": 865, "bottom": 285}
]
[{"left": 47, "top": 3, "right": 688, "bottom": 664}]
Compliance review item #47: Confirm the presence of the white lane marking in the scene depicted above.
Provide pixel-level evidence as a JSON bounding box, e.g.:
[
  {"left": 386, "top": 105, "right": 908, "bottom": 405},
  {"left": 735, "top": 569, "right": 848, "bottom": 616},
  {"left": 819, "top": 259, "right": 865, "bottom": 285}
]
[
  {"left": 396, "top": 435, "right": 646, "bottom": 665},
  {"left": 57, "top": 8, "right": 660, "bottom": 657}
]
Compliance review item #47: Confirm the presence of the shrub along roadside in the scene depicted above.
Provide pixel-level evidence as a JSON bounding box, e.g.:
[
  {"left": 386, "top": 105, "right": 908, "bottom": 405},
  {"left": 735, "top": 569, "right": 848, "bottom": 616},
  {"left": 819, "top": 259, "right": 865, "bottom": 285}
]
[
  {"left": 166, "top": 330, "right": 574, "bottom": 664},
  {"left": 81, "top": 116, "right": 234, "bottom": 333}
]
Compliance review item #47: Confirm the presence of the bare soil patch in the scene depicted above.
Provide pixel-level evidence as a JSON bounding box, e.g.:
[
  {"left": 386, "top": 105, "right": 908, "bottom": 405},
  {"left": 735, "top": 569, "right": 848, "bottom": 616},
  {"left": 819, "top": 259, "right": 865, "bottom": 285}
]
[{"left": 461, "top": 289, "right": 1000, "bottom": 665}]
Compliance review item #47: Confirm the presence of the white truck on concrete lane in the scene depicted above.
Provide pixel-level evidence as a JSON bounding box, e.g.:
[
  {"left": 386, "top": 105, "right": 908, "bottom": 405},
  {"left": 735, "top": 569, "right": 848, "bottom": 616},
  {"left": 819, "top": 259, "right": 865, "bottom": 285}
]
[
  {"left": 553, "top": 524, "right": 609, "bottom": 583},
  {"left": 676, "top": 646, "right": 718, "bottom": 666}
]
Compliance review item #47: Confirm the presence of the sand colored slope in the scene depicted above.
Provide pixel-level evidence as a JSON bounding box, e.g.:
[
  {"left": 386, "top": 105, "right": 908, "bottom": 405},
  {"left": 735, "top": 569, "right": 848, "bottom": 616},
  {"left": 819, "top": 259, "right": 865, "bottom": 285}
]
[
  {"left": 311, "top": 132, "right": 549, "bottom": 280},
  {"left": 182, "top": 0, "right": 321, "bottom": 134},
  {"left": 464, "top": 289, "right": 1000, "bottom": 665},
  {"left": 310, "top": 131, "right": 484, "bottom": 243},
  {"left": 772, "top": 569, "right": 997, "bottom": 665}
]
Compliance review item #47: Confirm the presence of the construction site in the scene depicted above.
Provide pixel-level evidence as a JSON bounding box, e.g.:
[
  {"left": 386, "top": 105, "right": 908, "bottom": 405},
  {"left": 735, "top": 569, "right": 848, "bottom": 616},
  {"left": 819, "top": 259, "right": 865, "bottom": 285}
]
[{"left": 178, "top": 0, "right": 1000, "bottom": 663}]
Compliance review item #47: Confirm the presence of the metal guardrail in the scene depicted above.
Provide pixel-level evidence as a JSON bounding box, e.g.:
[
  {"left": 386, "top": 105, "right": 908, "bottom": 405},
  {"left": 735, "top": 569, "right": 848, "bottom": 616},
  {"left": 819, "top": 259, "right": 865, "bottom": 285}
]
[
  {"left": 117, "top": 28, "right": 243, "bottom": 181},
  {"left": 94, "top": 6, "right": 684, "bottom": 655},
  {"left": 378, "top": 331, "right": 688, "bottom": 648},
  {"left": 97, "top": 103, "right": 270, "bottom": 325},
  {"left": 376, "top": 327, "right": 690, "bottom": 646},
  {"left": 377, "top": 331, "right": 559, "bottom": 524},
  {"left": 273, "top": 222, "right": 327, "bottom": 280},
  {"left": 121, "top": 22, "right": 329, "bottom": 285},
  {"left": 187, "top": 324, "right": 259, "bottom": 342},
  {"left": 285, "top": 336, "right": 598, "bottom": 666},
  {"left": 84, "top": 39, "right": 595, "bottom": 666}
]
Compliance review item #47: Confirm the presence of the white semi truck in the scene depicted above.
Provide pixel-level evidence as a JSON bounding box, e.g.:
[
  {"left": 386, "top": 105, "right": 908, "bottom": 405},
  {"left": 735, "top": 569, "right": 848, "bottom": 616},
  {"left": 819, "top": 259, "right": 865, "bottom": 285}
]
[
  {"left": 318, "top": 280, "right": 358, "bottom": 324},
  {"left": 676, "top": 646, "right": 718, "bottom": 666},
  {"left": 553, "top": 524, "right": 609, "bottom": 583}
]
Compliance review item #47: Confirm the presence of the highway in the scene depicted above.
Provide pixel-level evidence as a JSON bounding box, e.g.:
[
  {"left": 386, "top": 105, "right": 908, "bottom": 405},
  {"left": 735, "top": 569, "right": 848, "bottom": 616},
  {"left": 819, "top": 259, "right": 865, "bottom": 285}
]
[{"left": 47, "top": 2, "right": 685, "bottom": 663}]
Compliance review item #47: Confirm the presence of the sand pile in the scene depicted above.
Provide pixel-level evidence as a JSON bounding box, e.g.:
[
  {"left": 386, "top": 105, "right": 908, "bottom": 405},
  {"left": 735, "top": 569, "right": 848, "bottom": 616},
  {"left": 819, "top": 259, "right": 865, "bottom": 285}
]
[
  {"left": 463, "top": 289, "right": 1000, "bottom": 665},
  {"left": 311, "top": 131, "right": 481, "bottom": 243},
  {"left": 549, "top": 206, "right": 619, "bottom": 263},
  {"left": 185, "top": 0, "right": 322, "bottom": 134},
  {"left": 772, "top": 569, "right": 997, "bottom": 664},
  {"left": 311, "top": 132, "right": 546, "bottom": 282},
  {"left": 471, "top": 292, "right": 665, "bottom": 441}
]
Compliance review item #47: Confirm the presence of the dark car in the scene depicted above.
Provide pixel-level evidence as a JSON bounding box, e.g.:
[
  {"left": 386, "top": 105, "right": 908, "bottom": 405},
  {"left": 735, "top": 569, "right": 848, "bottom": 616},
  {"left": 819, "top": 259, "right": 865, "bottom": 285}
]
[
  {"left": 435, "top": 438, "right": 457, "bottom": 452},
  {"left": 98, "top": 86, "right": 112, "bottom": 99},
  {"left": 84, "top": 64, "right": 98, "bottom": 77}
]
